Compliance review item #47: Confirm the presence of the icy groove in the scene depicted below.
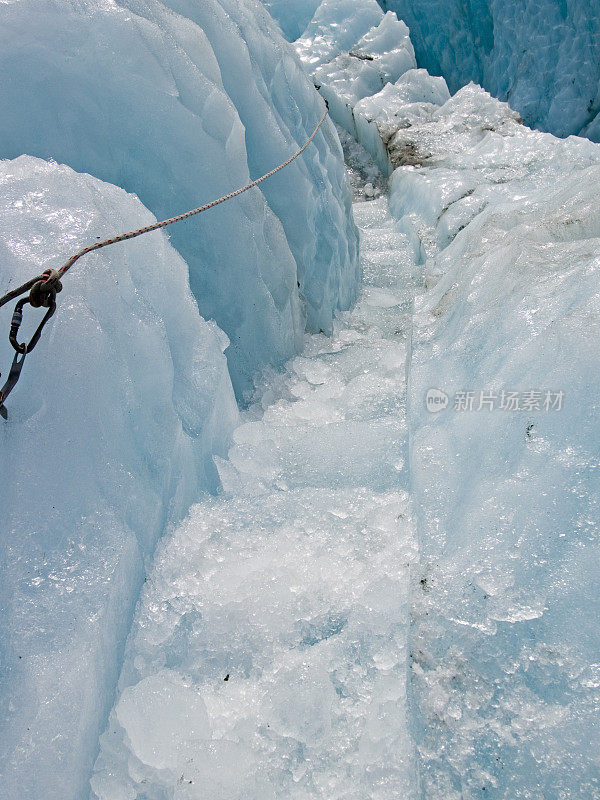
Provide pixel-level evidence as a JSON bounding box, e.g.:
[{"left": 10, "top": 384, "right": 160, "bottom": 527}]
[{"left": 90, "top": 197, "right": 421, "bottom": 799}]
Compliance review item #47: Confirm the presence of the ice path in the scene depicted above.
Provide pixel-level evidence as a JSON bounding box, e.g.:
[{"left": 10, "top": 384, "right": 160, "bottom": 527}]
[{"left": 92, "top": 196, "right": 421, "bottom": 799}]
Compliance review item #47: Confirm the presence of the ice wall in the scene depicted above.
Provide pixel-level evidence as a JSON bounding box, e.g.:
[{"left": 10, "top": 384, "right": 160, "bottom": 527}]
[
  {"left": 385, "top": 83, "right": 600, "bottom": 798},
  {"left": 0, "top": 0, "right": 359, "bottom": 398},
  {"left": 378, "top": 0, "right": 600, "bottom": 140},
  {"left": 164, "top": 0, "right": 359, "bottom": 343},
  {"left": 0, "top": 156, "right": 238, "bottom": 800}
]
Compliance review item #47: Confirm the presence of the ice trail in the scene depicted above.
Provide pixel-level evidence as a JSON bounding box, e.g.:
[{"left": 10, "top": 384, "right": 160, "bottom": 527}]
[{"left": 91, "top": 190, "right": 422, "bottom": 798}]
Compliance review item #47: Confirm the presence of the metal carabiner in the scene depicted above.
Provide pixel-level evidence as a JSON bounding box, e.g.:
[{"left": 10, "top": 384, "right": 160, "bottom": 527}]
[
  {"left": 9, "top": 296, "right": 57, "bottom": 355},
  {"left": 0, "top": 296, "right": 57, "bottom": 420}
]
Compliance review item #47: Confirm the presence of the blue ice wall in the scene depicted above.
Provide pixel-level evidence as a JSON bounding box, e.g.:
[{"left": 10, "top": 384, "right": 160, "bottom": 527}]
[{"left": 378, "top": 0, "right": 600, "bottom": 139}]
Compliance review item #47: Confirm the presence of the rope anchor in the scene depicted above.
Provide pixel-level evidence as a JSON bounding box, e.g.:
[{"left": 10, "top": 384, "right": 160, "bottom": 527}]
[
  {"left": 0, "top": 106, "right": 328, "bottom": 420},
  {"left": 0, "top": 270, "right": 62, "bottom": 419}
]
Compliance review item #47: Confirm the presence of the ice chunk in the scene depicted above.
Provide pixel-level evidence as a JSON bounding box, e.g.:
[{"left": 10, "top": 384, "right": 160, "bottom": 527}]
[
  {"left": 0, "top": 0, "right": 359, "bottom": 397},
  {"left": 0, "top": 156, "right": 238, "bottom": 800},
  {"left": 115, "top": 672, "right": 211, "bottom": 770},
  {"left": 294, "top": 4, "right": 418, "bottom": 175},
  {"left": 295, "top": 0, "right": 384, "bottom": 68},
  {"left": 356, "top": 9, "right": 413, "bottom": 62},
  {"left": 92, "top": 490, "right": 417, "bottom": 800},
  {"left": 384, "top": 83, "right": 521, "bottom": 176},
  {"left": 350, "top": 70, "right": 451, "bottom": 170},
  {"left": 267, "top": 660, "right": 336, "bottom": 743},
  {"left": 356, "top": 69, "right": 451, "bottom": 125},
  {"left": 313, "top": 13, "right": 416, "bottom": 117}
]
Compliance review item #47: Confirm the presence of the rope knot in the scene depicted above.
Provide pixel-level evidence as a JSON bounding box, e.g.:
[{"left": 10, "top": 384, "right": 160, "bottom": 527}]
[{"left": 29, "top": 269, "right": 62, "bottom": 308}]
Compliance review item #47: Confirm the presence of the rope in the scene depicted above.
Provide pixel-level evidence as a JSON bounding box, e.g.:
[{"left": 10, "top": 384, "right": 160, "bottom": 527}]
[
  {"left": 0, "top": 105, "right": 329, "bottom": 416},
  {"left": 56, "top": 107, "right": 329, "bottom": 278},
  {"left": 0, "top": 276, "right": 42, "bottom": 311}
]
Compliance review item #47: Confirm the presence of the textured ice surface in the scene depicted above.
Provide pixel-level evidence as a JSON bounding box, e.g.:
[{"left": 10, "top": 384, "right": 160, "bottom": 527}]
[
  {"left": 386, "top": 81, "right": 600, "bottom": 798},
  {"left": 291, "top": 0, "right": 423, "bottom": 174},
  {"left": 313, "top": 13, "right": 416, "bottom": 132},
  {"left": 356, "top": 70, "right": 451, "bottom": 131},
  {"left": 351, "top": 70, "right": 451, "bottom": 171},
  {"left": 162, "top": 0, "right": 359, "bottom": 348},
  {"left": 270, "top": 0, "right": 600, "bottom": 139},
  {"left": 295, "top": 0, "right": 385, "bottom": 68},
  {"left": 5, "top": 2, "right": 599, "bottom": 797},
  {"left": 0, "top": 0, "right": 359, "bottom": 396},
  {"left": 379, "top": 0, "right": 600, "bottom": 140},
  {"left": 0, "top": 156, "right": 238, "bottom": 800},
  {"left": 335, "top": 124, "right": 387, "bottom": 200},
  {"left": 92, "top": 198, "right": 421, "bottom": 800}
]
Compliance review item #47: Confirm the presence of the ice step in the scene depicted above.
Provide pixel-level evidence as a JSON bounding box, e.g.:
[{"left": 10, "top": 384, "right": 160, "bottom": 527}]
[
  {"left": 352, "top": 197, "right": 390, "bottom": 228},
  {"left": 92, "top": 488, "right": 418, "bottom": 800}
]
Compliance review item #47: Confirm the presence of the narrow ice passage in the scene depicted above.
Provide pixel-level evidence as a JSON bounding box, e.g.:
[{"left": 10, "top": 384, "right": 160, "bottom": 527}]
[{"left": 91, "top": 194, "right": 422, "bottom": 798}]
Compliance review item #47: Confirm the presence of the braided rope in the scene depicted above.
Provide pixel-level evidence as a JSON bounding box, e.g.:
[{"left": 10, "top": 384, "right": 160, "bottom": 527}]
[{"left": 57, "top": 107, "right": 328, "bottom": 279}]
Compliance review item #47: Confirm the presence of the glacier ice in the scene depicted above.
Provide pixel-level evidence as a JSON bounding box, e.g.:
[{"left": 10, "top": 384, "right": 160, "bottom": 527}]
[
  {"left": 0, "top": 156, "right": 238, "bottom": 800},
  {"left": 355, "top": 69, "right": 451, "bottom": 129},
  {"left": 3, "top": 0, "right": 600, "bottom": 797},
  {"left": 379, "top": 0, "right": 600, "bottom": 140},
  {"left": 261, "top": 0, "right": 322, "bottom": 41},
  {"left": 335, "top": 124, "right": 388, "bottom": 200},
  {"left": 0, "top": 0, "right": 361, "bottom": 797},
  {"left": 270, "top": 0, "right": 600, "bottom": 140},
  {"left": 351, "top": 69, "right": 451, "bottom": 171},
  {"left": 166, "top": 0, "right": 360, "bottom": 343},
  {"left": 0, "top": 0, "right": 359, "bottom": 396}
]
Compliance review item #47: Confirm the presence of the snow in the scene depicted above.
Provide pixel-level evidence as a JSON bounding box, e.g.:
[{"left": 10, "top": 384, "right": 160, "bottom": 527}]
[
  {"left": 385, "top": 80, "right": 600, "bottom": 798},
  {"left": 0, "top": 156, "right": 238, "bottom": 800},
  {"left": 0, "top": 0, "right": 359, "bottom": 397},
  {"left": 379, "top": 0, "right": 600, "bottom": 140},
  {"left": 91, "top": 197, "right": 420, "bottom": 800}
]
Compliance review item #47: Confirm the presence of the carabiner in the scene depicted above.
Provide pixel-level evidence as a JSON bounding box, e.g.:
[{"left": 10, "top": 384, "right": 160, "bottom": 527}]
[{"left": 9, "top": 296, "right": 57, "bottom": 355}]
